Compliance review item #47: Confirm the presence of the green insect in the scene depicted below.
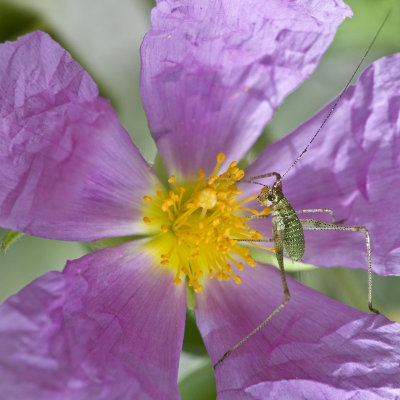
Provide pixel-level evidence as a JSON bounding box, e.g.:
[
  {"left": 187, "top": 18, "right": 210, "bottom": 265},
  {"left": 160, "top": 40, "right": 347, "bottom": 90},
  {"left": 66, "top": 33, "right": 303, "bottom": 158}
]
[{"left": 214, "top": 11, "right": 390, "bottom": 369}]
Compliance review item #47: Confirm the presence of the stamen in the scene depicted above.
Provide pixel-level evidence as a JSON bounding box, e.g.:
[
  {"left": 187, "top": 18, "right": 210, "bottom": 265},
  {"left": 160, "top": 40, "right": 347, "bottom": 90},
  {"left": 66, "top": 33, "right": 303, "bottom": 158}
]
[{"left": 142, "top": 153, "right": 271, "bottom": 291}]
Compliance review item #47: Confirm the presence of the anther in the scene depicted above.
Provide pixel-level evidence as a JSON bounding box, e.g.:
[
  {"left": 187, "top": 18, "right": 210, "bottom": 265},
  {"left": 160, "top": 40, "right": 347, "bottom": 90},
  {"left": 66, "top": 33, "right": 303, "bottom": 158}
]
[{"left": 142, "top": 152, "right": 265, "bottom": 292}]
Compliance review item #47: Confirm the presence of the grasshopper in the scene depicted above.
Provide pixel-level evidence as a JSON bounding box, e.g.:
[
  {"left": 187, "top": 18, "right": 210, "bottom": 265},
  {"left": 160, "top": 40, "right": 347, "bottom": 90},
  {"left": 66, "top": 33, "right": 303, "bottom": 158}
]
[{"left": 214, "top": 11, "right": 390, "bottom": 368}]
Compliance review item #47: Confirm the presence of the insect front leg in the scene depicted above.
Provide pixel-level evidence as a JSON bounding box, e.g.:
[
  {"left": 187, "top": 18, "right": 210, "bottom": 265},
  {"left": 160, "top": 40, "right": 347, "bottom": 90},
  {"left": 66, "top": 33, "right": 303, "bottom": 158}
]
[
  {"left": 214, "top": 218, "right": 290, "bottom": 368},
  {"left": 247, "top": 212, "right": 276, "bottom": 220},
  {"left": 241, "top": 172, "right": 281, "bottom": 186},
  {"left": 244, "top": 172, "right": 281, "bottom": 182},
  {"left": 300, "top": 218, "right": 379, "bottom": 314}
]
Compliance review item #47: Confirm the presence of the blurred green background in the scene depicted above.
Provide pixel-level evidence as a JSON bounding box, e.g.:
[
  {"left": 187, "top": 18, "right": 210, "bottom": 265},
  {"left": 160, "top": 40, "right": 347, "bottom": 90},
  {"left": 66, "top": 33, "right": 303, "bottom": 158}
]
[{"left": 0, "top": 0, "right": 399, "bottom": 398}]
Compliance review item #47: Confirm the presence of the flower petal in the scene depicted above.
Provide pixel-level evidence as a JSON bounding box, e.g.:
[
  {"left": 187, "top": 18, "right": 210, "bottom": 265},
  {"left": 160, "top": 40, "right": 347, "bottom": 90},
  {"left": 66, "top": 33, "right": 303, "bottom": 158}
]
[
  {"left": 245, "top": 54, "right": 400, "bottom": 276},
  {"left": 0, "top": 241, "right": 186, "bottom": 399},
  {"left": 195, "top": 264, "right": 400, "bottom": 399},
  {"left": 0, "top": 31, "right": 158, "bottom": 241},
  {"left": 141, "top": 0, "right": 351, "bottom": 178}
]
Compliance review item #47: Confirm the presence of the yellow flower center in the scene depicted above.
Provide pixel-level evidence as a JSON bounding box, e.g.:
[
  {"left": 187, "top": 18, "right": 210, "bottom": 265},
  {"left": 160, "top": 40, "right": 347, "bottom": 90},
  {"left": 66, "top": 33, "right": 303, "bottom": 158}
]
[{"left": 142, "top": 153, "right": 270, "bottom": 292}]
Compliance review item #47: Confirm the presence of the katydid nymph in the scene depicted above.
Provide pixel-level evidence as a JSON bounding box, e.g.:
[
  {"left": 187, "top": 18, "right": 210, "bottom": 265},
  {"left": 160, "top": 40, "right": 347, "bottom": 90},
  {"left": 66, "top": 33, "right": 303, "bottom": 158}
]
[{"left": 214, "top": 11, "right": 390, "bottom": 369}]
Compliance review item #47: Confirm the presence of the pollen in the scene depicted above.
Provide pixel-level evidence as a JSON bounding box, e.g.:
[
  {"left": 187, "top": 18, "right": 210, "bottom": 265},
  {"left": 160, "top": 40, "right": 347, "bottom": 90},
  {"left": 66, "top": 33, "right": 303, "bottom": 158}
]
[{"left": 142, "top": 153, "right": 269, "bottom": 291}]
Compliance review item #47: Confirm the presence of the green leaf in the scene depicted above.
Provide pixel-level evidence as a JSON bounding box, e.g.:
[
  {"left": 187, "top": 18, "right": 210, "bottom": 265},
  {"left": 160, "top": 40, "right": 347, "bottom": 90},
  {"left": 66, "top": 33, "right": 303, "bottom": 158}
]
[
  {"left": 0, "top": 2, "right": 41, "bottom": 42},
  {"left": 179, "top": 354, "right": 216, "bottom": 400},
  {"left": 182, "top": 309, "right": 208, "bottom": 356},
  {"left": 1, "top": 230, "right": 25, "bottom": 254},
  {"left": 248, "top": 246, "right": 319, "bottom": 272}
]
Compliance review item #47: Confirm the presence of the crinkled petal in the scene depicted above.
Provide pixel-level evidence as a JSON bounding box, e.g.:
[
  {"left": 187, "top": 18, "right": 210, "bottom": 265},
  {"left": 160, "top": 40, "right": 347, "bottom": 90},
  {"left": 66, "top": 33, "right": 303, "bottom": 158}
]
[
  {"left": 245, "top": 54, "right": 400, "bottom": 276},
  {"left": 195, "top": 264, "right": 400, "bottom": 399},
  {"left": 0, "top": 31, "right": 158, "bottom": 241},
  {"left": 0, "top": 241, "right": 186, "bottom": 400},
  {"left": 141, "top": 0, "right": 351, "bottom": 178}
]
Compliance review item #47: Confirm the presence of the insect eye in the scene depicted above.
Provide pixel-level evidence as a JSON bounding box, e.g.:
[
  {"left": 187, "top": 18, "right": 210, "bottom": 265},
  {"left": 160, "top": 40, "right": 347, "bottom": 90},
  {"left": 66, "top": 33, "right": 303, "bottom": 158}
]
[{"left": 267, "top": 195, "right": 275, "bottom": 202}]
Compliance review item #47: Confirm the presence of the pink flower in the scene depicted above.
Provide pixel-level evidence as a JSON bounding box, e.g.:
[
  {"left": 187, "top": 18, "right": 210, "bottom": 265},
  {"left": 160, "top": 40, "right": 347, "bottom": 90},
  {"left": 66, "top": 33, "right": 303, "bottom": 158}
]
[{"left": 1, "top": 1, "right": 400, "bottom": 399}]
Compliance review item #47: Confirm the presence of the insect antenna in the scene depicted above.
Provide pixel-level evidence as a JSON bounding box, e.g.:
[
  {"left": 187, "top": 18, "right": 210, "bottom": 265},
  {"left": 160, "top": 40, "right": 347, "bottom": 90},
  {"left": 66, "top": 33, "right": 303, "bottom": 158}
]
[
  {"left": 278, "top": 10, "right": 391, "bottom": 185},
  {"left": 240, "top": 179, "right": 265, "bottom": 187}
]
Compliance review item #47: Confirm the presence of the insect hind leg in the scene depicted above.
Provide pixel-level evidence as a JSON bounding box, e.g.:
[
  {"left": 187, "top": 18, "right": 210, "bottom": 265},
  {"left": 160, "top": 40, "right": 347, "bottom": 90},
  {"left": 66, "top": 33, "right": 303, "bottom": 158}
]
[
  {"left": 300, "top": 218, "right": 379, "bottom": 314},
  {"left": 214, "top": 219, "right": 290, "bottom": 369}
]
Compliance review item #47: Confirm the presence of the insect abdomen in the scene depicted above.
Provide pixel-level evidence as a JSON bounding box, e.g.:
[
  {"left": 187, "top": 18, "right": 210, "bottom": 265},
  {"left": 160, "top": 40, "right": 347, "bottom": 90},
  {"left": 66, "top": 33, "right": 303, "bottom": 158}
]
[{"left": 276, "top": 199, "right": 305, "bottom": 261}]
